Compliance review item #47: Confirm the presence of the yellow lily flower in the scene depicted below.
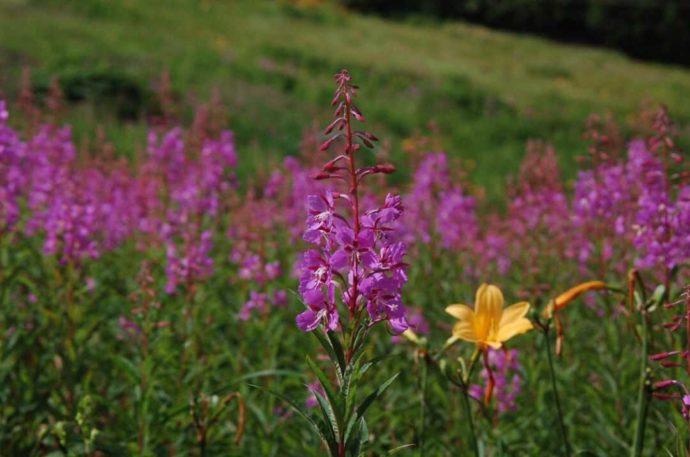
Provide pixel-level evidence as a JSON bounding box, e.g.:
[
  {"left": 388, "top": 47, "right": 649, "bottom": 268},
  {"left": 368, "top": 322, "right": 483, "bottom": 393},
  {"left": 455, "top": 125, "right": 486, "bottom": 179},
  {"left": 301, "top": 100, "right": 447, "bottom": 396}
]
[{"left": 445, "top": 284, "right": 533, "bottom": 350}]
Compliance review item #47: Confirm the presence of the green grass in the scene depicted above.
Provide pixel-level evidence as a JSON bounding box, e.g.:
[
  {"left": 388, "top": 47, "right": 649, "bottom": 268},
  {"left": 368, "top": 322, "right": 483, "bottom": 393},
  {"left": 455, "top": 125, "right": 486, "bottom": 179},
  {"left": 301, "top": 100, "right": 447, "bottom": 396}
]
[{"left": 2, "top": 0, "right": 690, "bottom": 196}]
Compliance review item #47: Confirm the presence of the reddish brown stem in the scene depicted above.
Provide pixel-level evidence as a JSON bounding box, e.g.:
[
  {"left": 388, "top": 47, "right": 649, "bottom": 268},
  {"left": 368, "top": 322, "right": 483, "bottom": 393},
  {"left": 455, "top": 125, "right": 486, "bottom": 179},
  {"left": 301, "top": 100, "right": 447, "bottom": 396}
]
[{"left": 345, "top": 90, "right": 360, "bottom": 322}]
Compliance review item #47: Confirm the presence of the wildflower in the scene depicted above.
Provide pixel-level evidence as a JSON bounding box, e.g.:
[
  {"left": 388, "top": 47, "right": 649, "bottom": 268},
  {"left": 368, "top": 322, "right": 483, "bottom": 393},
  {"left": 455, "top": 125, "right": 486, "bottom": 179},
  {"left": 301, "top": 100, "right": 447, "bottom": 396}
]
[
  {"left": 445, "top": 284, "right": 533, "bottom": 350},
  {"left": 294, "top": 70, "right": 408, "bottom": 335},
  {"left": 541, "top": 280, "right": 607, "bottom": 356},
  {"left": 543, "top": 280, "right": 608, "bottom": 319},
  {"left": 651, "top": 287, "right": 690, "bottom": 421}
]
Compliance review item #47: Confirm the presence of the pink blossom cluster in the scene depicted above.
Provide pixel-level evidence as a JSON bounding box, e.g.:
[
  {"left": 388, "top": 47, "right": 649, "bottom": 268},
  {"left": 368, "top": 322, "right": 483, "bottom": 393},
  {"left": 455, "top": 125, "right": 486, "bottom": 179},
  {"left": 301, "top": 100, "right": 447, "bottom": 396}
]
[{"left": 0, "top": 99, "right": 237, "bottom": 293}]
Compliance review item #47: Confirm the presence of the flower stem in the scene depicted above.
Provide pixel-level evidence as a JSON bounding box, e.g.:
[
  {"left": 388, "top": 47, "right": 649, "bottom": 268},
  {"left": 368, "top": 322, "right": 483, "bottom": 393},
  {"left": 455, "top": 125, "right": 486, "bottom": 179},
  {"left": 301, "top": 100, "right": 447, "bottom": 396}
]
[
  {"left": 543, "top": 327, "right": 570, "bottom": 456},
  {"left": 631, "top": 309, "right": 650, "bottom": 457},
  {"left": 344, "top": 90, "right": 360, "bottom": 324},
  {"left": 460, "top": 349, "right": 481, "bottom": 457},
  {"left": 418, "top": 354, "right": 428, "bottom": 455},
  {"left": 460, "top": 385, "right": 479, "bottom": 457}
]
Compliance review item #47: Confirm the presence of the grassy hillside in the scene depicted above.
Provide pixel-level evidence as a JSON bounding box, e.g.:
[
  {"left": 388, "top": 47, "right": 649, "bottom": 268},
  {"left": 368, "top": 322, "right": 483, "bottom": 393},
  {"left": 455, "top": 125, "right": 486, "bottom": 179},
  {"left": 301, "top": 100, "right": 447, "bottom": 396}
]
[{"left": 1, "top": 0, "right": 690, "bottom": 194}]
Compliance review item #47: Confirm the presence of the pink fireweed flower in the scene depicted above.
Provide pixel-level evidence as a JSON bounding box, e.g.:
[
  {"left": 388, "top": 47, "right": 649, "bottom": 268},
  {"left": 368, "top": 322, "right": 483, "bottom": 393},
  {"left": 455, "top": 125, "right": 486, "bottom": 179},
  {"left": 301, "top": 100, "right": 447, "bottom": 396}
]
[
  {"left": 651, "top": 287, "right": 690, "bottom": 421},
  {"left": 295, "top": 70, "right": 409, "bottom": 334}
]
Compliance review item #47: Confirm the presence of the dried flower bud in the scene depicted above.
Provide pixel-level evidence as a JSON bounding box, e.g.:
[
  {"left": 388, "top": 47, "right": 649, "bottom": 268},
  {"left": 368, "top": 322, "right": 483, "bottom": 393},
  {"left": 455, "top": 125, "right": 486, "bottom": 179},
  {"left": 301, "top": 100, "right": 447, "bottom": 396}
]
[
  {"left": 313, "top": 172, "right": 331, "bottom": 180},
  {"left": 654, "top": 380, "right": 679, "bottom": 389},
  {"left": 320, "top": 134, "right": 340, "bottom": 151},
  {"left": 650, "top": 351, "right": 681, "bottom": 361},
  {"left": 553, "top": 281, "right": 607, "bottom": 311},
  {"left": 374, "top": 164, "right": 396, "bottom": 174}
]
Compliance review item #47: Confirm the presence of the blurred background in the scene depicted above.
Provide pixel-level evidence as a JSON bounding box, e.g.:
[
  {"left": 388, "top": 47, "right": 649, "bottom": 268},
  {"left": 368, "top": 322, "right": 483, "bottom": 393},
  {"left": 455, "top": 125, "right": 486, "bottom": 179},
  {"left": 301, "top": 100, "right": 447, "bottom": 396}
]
[{"left": 1, "top": 0, "right": 689, "bottom": 194}]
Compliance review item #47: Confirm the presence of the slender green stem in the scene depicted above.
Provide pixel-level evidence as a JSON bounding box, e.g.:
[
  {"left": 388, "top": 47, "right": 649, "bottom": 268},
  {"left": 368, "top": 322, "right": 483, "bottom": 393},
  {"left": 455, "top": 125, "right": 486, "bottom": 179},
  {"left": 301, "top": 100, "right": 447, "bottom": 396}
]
[
  {"left": 460, "top": 386, "right": 479, "bottom": 457},
  {"left": 465, "top": 349, "right": 481, "bottom": 383},
  {"left": 543, "top": 328, "right": 570, "bottom": 457},
  {"left": 455, "top": 349, "right": 481, "bottom": 457},
  {"left": 631, "top": 310, "right": 650, "bottom": 457},
  {"left": 418, "top": 354, "right": 428, "bottom": 456}
]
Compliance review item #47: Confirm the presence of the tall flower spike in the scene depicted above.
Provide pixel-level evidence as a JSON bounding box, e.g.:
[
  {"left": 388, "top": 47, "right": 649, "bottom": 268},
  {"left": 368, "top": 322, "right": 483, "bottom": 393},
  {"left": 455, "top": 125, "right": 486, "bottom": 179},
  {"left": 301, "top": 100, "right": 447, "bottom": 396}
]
[
  {"left": 651, "top": 286, "right": 690, "bottom": 422},
  {"left": 295, "top": 70, "right": 408, "bottom": 334},
  {"left": 292, "top": 70, "right": 410, "bottom": 457}
]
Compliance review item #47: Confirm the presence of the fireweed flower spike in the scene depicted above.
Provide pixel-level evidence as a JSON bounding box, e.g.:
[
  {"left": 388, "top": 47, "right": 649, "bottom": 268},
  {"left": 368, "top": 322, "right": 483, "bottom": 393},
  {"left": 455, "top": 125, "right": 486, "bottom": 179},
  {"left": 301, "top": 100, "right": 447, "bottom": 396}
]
[
  {"left": 288, "top": 70, "right": 409, "bottom": 457},
  {"left": 650, "top": 287, "right": 690, "bottom": 451}
]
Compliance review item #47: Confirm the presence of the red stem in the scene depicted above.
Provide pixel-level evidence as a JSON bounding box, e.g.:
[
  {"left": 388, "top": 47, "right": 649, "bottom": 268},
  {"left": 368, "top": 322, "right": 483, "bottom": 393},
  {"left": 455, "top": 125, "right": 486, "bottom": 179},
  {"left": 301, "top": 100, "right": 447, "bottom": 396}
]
[
  {"left": 686, "top": 295, "right": 690, "bottom": 377},
  {"left": 482, "top": 349, "right": 495, "bottom": 406},
  {"left": 345, "top": 93, "right": 360, "bottom": 323}
]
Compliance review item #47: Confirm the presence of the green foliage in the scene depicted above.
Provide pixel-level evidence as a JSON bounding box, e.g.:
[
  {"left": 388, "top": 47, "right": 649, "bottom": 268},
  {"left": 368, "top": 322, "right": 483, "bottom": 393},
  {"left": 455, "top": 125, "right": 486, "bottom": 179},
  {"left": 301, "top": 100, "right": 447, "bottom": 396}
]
[
  {"left": 1, "top": 0, "right": 690, "bottom": 199},
  {"left": 340, "top": 0, "right": 690, "bottom": 66}
]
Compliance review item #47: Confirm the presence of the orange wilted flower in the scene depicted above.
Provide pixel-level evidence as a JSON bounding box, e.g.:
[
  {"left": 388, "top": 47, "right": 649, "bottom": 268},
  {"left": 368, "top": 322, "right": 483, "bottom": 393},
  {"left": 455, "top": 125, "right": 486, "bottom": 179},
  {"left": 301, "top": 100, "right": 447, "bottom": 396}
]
[
  {"left": 543, "top": 281, "right": 607, "bottom": 355},
  {"left": 543, "top": 281, "right": 607, "bottom": 319}
]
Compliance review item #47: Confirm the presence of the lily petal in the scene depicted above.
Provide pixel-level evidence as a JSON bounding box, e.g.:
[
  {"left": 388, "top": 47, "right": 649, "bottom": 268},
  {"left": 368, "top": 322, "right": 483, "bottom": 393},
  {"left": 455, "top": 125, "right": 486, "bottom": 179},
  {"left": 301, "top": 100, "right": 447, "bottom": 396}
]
[
  {"left": 475, "top": 284, "right": 504, "bottom": 323},
  {"left": 445, "top": 304, "right": 474, "bottom": 322},
  {"left": 497, "top": 317, "right": 533, "bottom": 342},
  {"left": 499, "top": 301, "right": 530, "bottom": 328},
  {"left": 452, "top": 321, "right": 477, "bottom": 342},
  {"left": 485, "top": 340, "right": 503, "bottom": 350}
]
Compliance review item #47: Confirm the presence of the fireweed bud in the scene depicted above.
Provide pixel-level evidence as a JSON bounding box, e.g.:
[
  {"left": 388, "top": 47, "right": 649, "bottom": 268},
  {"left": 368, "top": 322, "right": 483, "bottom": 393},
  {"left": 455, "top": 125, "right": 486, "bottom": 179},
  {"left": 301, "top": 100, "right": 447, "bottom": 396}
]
[
  {"left": 654, "top": 380, "right": 678, "bottom": 389},
  {"left": 374, "top": 164, "right": 396, "bottom": 174}
]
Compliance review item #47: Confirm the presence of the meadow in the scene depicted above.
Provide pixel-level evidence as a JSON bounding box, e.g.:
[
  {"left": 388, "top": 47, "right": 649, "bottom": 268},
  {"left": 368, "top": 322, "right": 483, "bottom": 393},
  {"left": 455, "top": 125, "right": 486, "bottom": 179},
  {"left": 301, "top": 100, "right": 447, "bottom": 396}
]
[{"left": 2, "top": 1, "right": 690, "bottom": 456}]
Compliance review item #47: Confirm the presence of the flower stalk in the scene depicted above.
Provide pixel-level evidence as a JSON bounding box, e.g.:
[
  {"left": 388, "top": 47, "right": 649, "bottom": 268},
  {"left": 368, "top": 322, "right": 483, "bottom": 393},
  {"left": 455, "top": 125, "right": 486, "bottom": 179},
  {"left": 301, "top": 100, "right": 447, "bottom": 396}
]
[
  {"left": 541, "top": 321, "right": 571, "bottom": 457},
  {"left": 289, "top": 70, "right": 410, "bottom": 456},
  {"left": 630, "top": 270, "right": 654, "bottom": 457}
]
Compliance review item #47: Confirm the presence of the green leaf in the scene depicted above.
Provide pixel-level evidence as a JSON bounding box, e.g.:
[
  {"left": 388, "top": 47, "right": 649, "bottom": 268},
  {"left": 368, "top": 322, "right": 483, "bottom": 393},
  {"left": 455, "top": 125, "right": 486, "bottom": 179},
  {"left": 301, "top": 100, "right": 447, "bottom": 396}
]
[
  {"left": 387, "top": 444, "right": 415, "bottom": 455},
  {"left": 113, "top": 355, "right": 139, "bottom": 384},
  {"left": 344, "top": 372, "right": 399, "bottom": 445},
  {"left": 314, "top": 330, "right": 345, "bottom": 384},
  {"left": 648, "top": 284, "right": 666, "bottom": 311},
  {"left": 312, "top": 389, "right": 340, "bottom": 454},
  {"left": 326, "top": 331, "right": 347, "bottom": 377},
  {"left": 306, "top": 356, "right": 343, "bottom": 420},
  {"left": 229, "top": 369, "right": 302, "bottom": 385},
  {"left": 250, "top": 384, "right": 336, "bottom": 455},
  {"left": 359, "top": 354, "right": 398, "bottom": 379},
  {"left": 347, "top": 417, "right": 368, "bottom": 457},
  {"left": 356, "top": 371, "right": 399, "bottom": 418}
]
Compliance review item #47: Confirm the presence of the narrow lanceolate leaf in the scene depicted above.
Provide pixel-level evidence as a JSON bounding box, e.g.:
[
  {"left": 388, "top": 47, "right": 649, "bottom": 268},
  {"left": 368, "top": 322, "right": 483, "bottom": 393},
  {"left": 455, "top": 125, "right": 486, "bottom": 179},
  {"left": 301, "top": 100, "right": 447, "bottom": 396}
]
[
  {"left": 251, "top": 385, "right": 336, "bottom": 455},
  {"left": 347, "top": 417, "right": 369, "bottom": 457},
  {"left": 314, "top": 331, "right": 345, "bottom": 384},
  {"left": 113, "top": 355, "right": 139, "bottom": 384},
  {"left": 359, "top": 354, "right": 397, "bottom": 379},
  {"left": 312, "top": 389, "right": 340, "bottom": 452},
  {"left": 387, "top": 444, "right": 415, "bottom": 455},
  {"left": 326, "top": 331, "right": 347, "bottom": 378},
  {"left": 306, "top": 355, "right": 344, "bottom": 420},
  {"left": 344, "top": 372, "right": 400, "bottom": 444},
  {"left": 356, "top": 371, "right": 400, "bottom": 418},
  {"left": 342, "top": 346, "right": 367, "bottom": 399}
]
